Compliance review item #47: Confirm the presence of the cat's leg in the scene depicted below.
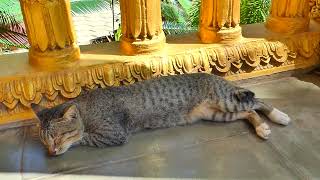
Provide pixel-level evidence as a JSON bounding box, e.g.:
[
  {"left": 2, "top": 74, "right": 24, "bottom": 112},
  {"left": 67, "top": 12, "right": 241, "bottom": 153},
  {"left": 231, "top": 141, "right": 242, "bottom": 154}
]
[
  {"left": 254, "top": 101, "right": 291, "bottom": 125},
  {"left": 245, "top": 110, "right": 271, "bottom": 140},
  {"left": 80, "top": 131, "right": 129, "bottom": 147},
  {"left": 206, "top": 110, "right": 271, "bottom": 140},
  {"left": 79, "top": 125, "right": 129, "bottom": 148},
  {"left": 79, "top": 132, "right": 94, "bottom": 146}
]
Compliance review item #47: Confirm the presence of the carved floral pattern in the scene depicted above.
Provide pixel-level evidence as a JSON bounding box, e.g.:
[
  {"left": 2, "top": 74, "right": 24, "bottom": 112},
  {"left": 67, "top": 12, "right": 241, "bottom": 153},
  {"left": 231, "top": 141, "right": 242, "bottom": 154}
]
[{"left": 310, "top": 0, "right": 320, "bottom": 19}]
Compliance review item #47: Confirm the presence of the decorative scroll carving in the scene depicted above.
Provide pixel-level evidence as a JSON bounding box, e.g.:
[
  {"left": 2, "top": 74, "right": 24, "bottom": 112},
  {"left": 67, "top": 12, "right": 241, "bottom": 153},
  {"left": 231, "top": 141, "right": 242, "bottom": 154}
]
[
  {"left": 19, "top": 0, "right": 80, "bottom": 67},
  {"left": 266, "top": 0, "right": 310, "bottom": 34},
  {"left": 119, "top": 0, "right": 166, "bottom": 55},
  {"left": 199, "top": 0, "right": 242, "bottom": 43},
  {"left": 310, "top": 0, "right": 320, "bottom": 20}
]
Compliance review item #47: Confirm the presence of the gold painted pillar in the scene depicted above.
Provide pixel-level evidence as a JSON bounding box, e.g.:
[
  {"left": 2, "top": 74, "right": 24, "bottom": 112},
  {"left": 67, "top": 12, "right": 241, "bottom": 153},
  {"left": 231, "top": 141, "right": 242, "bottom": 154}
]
[
  {"left": 266, "top": 0, "right": 310, "bottom": 34},
  {"left": 119, "top": 0, "right": 166, "bottom": 55},
  {"left": 199, "top": 0, "right": 242, "bottom": 43},
  {"left": 20, "top": 0, "right": 80, "bottom": 67}
]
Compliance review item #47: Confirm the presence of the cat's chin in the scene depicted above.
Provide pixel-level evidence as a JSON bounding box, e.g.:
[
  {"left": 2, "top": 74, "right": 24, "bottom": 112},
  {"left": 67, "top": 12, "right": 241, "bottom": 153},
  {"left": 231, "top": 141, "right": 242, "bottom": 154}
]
[
  {"left": 49, "top": 137, "right": 83, "bottom": 156},
  {"left": 48, "top": 144, "right": 72, "bottom": 156}
]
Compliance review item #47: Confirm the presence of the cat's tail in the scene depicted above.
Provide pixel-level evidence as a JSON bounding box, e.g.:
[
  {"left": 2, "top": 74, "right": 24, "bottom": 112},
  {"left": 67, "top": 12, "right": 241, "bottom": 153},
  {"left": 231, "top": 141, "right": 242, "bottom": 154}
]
[{"left": 254, "top": 100, "right": 291, "bottom": 126}]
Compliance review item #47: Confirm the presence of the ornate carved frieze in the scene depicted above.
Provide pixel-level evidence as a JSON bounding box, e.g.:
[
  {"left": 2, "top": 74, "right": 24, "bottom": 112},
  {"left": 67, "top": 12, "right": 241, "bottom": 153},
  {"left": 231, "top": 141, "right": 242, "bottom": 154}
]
[{"left": 310, "top": 0, "right": 320, "bottom": 20}]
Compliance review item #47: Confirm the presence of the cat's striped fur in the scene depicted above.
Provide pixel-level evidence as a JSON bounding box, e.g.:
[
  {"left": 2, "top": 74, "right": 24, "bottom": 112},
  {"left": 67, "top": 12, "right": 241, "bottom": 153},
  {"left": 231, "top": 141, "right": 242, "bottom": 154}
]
[{"left": 31, "top": 73, "right": 291, "bottom": 156}]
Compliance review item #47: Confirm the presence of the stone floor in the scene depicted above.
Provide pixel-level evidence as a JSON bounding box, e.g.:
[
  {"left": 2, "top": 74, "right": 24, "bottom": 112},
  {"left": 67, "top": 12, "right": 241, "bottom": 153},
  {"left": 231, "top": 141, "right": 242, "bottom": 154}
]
[{"left": 0, "top": 73, "right": 319, "bottom": 180}]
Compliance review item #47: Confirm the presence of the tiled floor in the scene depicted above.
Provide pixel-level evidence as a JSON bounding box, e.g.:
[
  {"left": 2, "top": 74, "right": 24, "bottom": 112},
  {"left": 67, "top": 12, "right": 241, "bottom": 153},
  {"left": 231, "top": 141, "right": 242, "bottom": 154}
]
[{"left": 0, "top": 73, "right": 319, "bottom": 180}]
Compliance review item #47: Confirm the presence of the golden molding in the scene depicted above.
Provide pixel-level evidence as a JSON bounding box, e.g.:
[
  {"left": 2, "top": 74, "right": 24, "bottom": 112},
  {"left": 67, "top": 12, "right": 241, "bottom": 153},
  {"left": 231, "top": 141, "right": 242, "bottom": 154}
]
[
  {"left": 311, "top": 0, "right": 320, "bottom": 20},
  {"left": 1, "top": 31, "right": 320, "bottom": 124}
]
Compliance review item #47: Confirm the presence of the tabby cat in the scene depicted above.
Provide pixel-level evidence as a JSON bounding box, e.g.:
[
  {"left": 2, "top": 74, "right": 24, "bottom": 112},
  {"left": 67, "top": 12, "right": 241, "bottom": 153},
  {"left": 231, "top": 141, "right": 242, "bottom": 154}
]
[{"left": 31, "top": 73, "right": 291, "bottom": 156}]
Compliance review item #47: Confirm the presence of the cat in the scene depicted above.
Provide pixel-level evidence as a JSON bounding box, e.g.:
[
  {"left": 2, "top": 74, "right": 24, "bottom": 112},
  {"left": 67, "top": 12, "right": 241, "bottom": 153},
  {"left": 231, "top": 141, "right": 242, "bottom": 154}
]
[{"left": 31, "top": 73, "right": 291, "bottom": 156}]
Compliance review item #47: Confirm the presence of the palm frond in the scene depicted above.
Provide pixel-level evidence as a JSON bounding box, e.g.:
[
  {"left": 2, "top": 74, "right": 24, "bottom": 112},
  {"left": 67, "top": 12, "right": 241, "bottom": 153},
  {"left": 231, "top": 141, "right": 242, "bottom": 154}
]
[
  {"left": 176, "top": 0, "right": 192, "bottom": 12},
  {"left": 70, "top": 0, "right": 118, "bottom": 15},
  {"left": 0, "top": 0, "right": 23, "bottom": 22},
  {"left": 188, "top": 0, "right": 201, "bottom": 27},
  {"left": 0, "top": 11, "right": 28, "bottom": 48},
  {"left": 240, "top": 0, "right": 271, "bottom": 24},
  {"left": 161, "top": 1, "right": 188, "bottom": 24}
]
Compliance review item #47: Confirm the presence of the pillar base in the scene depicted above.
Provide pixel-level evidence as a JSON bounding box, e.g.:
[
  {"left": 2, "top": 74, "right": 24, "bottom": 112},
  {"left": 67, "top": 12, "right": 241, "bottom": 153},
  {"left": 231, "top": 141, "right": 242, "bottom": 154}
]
[
  {"left": 199, "top": 25, "right": 242, "bottom": 44},
  {"left": 29, "top": 44, "right": 80, "bottom": 68},
  {"left": 266, "top": 17, "right": 310, "bottom": 34},
  {"left": 120, "top": 32, "right": 166, "bottom": 55}
]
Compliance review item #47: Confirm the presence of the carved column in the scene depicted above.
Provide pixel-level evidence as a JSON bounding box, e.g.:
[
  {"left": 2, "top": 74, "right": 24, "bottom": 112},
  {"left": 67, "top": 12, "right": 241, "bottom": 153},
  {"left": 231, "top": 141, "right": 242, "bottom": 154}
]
[
  {"left": 266, "top": 0, "right": 310, "bottom": 34},
  {"left": 119, "top": 0, "right": 166, "bottom": 55},
  {"left": 199, "top": 0, "right": 242, "bottom": 43},
  {"left": 20, "top": 0, "right": 80, "bottom": 67}
]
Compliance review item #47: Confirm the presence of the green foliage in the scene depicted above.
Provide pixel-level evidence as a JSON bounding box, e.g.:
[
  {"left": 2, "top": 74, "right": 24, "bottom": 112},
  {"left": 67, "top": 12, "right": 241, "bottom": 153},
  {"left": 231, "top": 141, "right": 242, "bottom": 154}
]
[
  {"left": 163, "top": 0, "right": 271, "bottom": 28},
  {"left": 163, "top": 22, "right": 196, "bottom": 35},
  {"left": 161, "top": 0, "right": 195, "bottom": 35},
  {"left": 175, "top": 0, "right": 192, "bottom": 12},
  {"left": 188, "top": 0, "right": 201, "bottom": 27},
  {"left": 0, "top": 0, "right": 28, "bottom": 49},
  {"left": 114, "top": 25, "right": 122, "bottom": 41},
  {"left": 161, "top": 0, "right": 188, "bottom": 24},
  {"left": 0, "top": 0, "right": 23, "bottom": 22},
  {"left": 70, "top": 0, "right": 117, "bottom": 15},
  {"left": 240, "top": 0, "right": 271, "bottom": 24}
]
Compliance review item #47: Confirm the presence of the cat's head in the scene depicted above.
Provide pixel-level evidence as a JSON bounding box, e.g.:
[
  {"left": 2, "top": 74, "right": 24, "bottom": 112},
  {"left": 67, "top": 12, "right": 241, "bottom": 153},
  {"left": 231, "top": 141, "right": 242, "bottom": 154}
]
[{"left": 31, "top": 104, "right": 84, "bottom": 156}]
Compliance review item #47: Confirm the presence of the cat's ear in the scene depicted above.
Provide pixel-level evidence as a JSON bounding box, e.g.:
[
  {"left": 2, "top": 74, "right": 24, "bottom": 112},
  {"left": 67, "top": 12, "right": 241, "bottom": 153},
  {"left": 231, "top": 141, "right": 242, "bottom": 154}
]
[
  {"left": 63, "top": 105, "right": 79, "bottom": 121},
  {"left": 30, "top": 103, "right": 46, "bottom": 114},
  {"left": 234, "top": 89, "right": 255, "bottom": 102}
]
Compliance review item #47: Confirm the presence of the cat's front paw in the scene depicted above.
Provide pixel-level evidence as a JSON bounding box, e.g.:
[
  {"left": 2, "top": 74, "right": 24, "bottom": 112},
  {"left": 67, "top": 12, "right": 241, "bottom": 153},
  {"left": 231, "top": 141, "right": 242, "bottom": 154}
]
[
  {"left": 268, "top": 108, "right": 291, "bottom": 126},
  {"left": 256, "top": 123, "right": 271, "bottom": 140}
]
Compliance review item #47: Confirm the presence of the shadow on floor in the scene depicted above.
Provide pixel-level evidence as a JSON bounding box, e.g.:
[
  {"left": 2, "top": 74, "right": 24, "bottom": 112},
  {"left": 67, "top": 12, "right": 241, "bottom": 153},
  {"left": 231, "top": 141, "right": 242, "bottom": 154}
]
[{"left": 295, "top": 71, "right": 320, "bottom": 88}]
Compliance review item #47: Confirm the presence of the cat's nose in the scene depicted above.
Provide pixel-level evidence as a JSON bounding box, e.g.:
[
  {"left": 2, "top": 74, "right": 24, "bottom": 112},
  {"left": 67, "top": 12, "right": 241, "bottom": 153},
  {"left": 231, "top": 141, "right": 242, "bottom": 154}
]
[{"left": 48, "top": 149, "right": 57, "bottom": 156}]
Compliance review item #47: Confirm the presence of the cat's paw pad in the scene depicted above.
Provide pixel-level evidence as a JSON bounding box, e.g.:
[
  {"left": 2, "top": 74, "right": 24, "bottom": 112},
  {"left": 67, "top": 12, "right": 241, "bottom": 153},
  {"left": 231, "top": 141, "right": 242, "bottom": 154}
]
[
  {"left": 256, "top": 123, "right": 271, "bottom": 140},
  {"left": 268, "top": 108, "right": 291, "bottom": 126}
]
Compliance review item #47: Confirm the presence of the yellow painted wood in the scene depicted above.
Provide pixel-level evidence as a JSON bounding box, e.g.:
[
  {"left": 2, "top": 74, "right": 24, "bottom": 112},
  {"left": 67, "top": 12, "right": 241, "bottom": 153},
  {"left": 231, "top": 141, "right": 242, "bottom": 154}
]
[
  {"left": 19, "top": 0, "right": 80, "bottom": 68},
  {"left": 119, "top": 0, "right": 165, "bottom": 55},
  {"left": 266, "top": 0, "right": 310, "bottom": 34},
  {"left": 199, "top": 0, "right": 241, "bottom": 43}
]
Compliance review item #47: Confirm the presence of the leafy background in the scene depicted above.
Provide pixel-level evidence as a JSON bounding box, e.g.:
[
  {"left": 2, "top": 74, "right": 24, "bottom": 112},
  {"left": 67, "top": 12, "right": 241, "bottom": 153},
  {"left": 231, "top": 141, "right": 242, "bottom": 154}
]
[{"left": 0, "top": 0, "right": 271, "bottom": 50}]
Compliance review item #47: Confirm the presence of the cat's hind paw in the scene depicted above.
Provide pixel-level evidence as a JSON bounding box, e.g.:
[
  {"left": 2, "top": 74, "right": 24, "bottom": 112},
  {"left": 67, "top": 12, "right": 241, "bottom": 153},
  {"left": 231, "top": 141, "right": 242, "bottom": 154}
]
[
  {"left": 268, "top": 108, "right": 291, "bottom": 126},
  {"left": 256, "top": 123, "right": 271, "bottom": 140}
]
